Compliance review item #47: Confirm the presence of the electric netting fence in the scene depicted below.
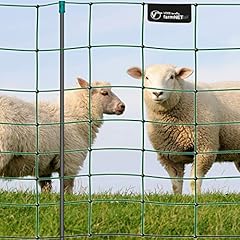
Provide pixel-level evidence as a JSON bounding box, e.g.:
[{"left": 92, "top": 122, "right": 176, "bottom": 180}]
[{"left": 0, "top": 1, "right": 240, "bottom": 239}]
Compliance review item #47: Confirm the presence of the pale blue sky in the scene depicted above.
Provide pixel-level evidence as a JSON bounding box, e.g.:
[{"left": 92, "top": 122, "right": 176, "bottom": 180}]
[{"left": 0, "top": 0, "right": 240, "bottom": 194}]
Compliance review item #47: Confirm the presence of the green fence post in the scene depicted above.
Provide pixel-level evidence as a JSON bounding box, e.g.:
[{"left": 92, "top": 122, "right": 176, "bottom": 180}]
[{"left": 59, "top": 1, "right": 65, "bottom": 239}]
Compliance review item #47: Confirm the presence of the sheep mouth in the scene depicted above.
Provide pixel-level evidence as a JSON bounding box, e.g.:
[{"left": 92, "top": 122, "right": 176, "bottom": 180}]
[
  {"left": 154, "top": 98, "right": 166, "bottom": 103},
  {"left": 115, "top": 110, "right": 124, "bottom": 115},
  {"left": 105, "top": 110, "right": 124, "bottom": 115}
]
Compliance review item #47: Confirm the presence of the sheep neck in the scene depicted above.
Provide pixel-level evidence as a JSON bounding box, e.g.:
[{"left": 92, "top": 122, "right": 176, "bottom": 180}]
[{"left": 63, "top": 91, "right": 104, "bottom": 142}]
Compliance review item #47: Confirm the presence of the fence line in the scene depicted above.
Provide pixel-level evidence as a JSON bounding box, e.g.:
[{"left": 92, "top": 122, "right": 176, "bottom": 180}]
[{"left": 0, "top": 1, "right": 239, "bottom": 239}]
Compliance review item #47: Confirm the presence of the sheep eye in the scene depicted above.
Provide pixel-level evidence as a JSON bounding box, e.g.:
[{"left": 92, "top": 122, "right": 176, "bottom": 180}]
[
  {"left": 101, "top": 91, "right": 108, "bottom": 96},
  {"left": 170, "top": 75, "right": 174, "bottom": 80},
  {"left": 145, "top": 76, "right": 149, "bottom": 80}
]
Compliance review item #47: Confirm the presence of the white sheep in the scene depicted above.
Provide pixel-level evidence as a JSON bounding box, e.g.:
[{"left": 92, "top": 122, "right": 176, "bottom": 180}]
[
  {"left": 127, "top": 64, "right": 240, "bottom": 194},
  {"left": 0, "top": 78, "right": 125, "bottom": 193}
]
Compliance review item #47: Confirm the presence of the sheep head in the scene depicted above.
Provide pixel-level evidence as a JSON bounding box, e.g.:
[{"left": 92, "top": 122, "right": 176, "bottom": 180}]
[
  {"left": 127, "top": 64, "right": 193, "bottom": 111},
  {"left": 77, "top": 78, "right": 125, "bottom": 115}
]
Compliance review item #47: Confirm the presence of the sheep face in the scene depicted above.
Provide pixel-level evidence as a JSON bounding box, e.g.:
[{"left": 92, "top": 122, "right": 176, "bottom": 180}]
[
  {"left": 144, "top": 64, "right": 177, "bottom": 103},
  {"left": 127, "top": 64, "right": 193, "bottom": 106},
  {"left": 95, "top": 87, "right": 125, "bottom": 115},
  {"left": 78, "top": 78, "right": 125, "bottom": 115}
]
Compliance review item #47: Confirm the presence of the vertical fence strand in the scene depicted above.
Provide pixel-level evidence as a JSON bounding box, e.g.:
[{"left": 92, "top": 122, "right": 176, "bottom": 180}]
[
  {"left": 59, "top": 1, "right": 65, "bottom": 239},
  {"left": 35, "top": 4, "right": 40, "bottom": 239},
  {"left": 193, "top": 3, "right": 199, "bottom": 239},
  {"left": 140, "top": 2, "right": 145, "bottom": 237},
  {"left": 87, "top": 2, "right": 93, "bottom": 237}
]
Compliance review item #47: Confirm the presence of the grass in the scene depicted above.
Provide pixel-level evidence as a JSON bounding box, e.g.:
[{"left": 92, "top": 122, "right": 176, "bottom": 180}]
[{"left": 0, "top": 191, "right": 239, "bottom": 239}]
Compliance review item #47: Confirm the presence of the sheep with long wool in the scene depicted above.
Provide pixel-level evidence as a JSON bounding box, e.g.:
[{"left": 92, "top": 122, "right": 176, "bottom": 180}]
[
  {"left": 127, "top": 64, "right": 240, "bottom": 194},
  {"left": 0, "top": 78, "right": 125, "bottom": 193}
]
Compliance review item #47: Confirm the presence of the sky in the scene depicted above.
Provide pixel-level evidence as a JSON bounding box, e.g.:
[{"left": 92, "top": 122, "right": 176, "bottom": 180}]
[{"left": 0, "top": 0, "right": 240, "bottom": 194}]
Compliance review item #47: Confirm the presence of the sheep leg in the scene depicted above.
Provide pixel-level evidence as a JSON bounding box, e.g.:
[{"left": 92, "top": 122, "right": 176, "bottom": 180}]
[
  {"left": 158, "top": 156, "right": 185, "bottom": 194},
  {"left": 40, "top": 176, "right": 74, "bottom": 193},
  {"left": 234, "top": 161, "right": 240, "bottom": 172},
  {"left": 190, "top": 154, "right": 215, "bottom": 194},
  {"left": 57, "top": 172, "right": 74, "bottom": 193},
  {"left": 39, "top": 175, "right": 52, "bottom": 193},
  {"left": 61, "top": 150, "right": 86, "bottom": 194},
  {"left": 63, "top": 179, "right": 74, "bottom": 193}
]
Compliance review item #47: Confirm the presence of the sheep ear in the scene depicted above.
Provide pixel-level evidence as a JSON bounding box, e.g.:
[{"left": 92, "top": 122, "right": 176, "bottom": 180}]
[
  {"left": 175, "top": 67, "right": 193, "bottom": 79},
  {"left": 127, "top": 67, "right": 142, "bottom": 79},
  {"left": 77, "top": 77, "right": 89, "bottom": 88}
]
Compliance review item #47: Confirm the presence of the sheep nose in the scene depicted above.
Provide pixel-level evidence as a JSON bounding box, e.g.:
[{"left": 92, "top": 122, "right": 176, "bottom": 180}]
[
  {"left": 118, "top": 102, "right": 125, "bottom": 111},
  {"left": 115, "top": 102, "right": 125, "bottom": 115},
  {"left": 153, "top": 91, "right": 163, "bottom": 97}
]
